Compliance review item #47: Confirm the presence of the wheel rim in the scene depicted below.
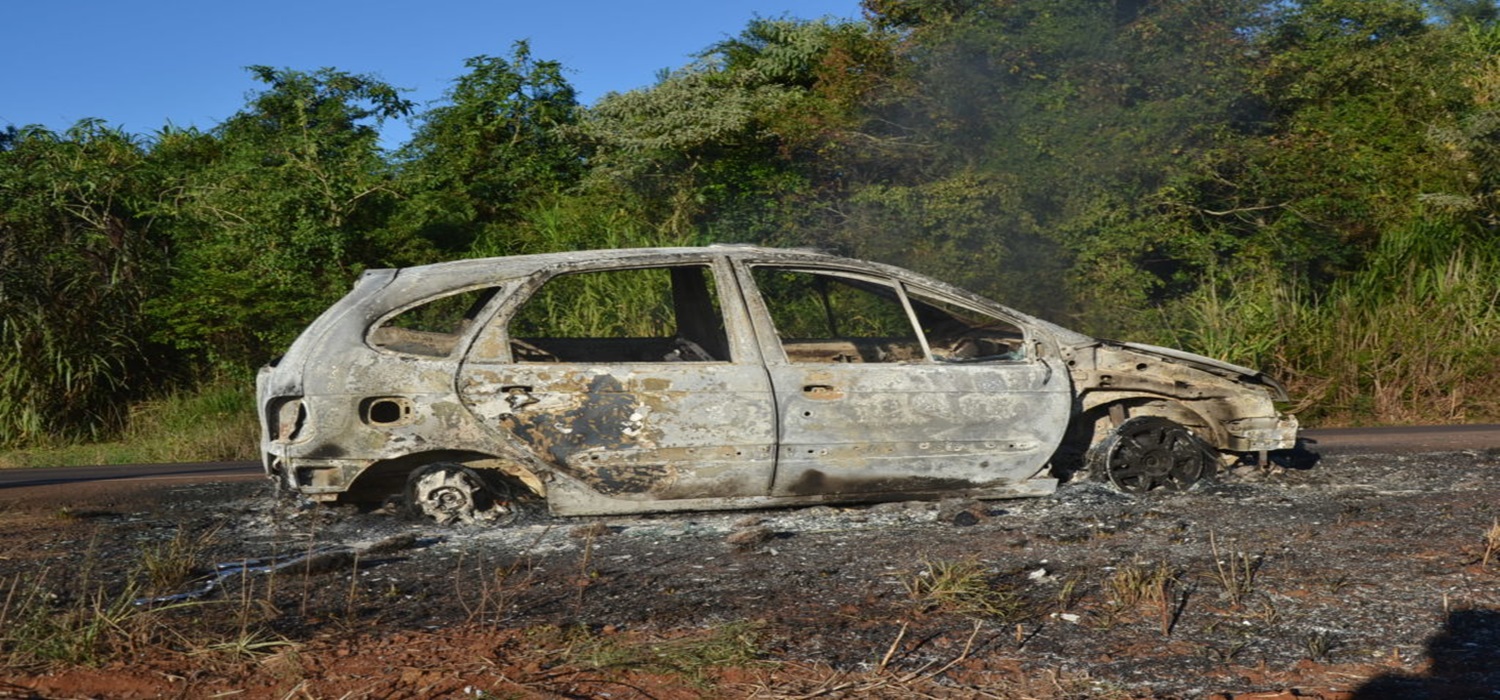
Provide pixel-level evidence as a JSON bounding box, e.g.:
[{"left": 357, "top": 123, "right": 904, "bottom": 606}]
[
  {"left": 1099, "top": 418, "right": 1212, "bottom": 494},
  {"left": 408, "top": 465, "right": 517, "bottom": 525}
]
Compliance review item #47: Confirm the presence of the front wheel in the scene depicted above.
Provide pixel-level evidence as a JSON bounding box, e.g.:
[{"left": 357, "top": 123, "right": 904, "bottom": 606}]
[{"left": 1087, "top": 416, "right": 1217, "bottom": 494}]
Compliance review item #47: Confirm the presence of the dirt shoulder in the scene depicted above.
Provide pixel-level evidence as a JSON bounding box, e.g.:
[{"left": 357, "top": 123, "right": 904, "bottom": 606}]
[{"left": 1, "top": 445, "right": 1497, "bottom": 699}]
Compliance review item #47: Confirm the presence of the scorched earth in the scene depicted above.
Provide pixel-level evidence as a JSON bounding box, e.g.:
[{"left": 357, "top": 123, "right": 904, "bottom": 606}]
[{"left": 0, "top": 440, "right": 1497, "bottom": 699}]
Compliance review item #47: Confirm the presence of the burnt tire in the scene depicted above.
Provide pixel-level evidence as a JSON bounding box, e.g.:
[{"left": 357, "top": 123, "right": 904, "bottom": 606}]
[
  {"left": 1087, "top": 416, "right": 1217, "bottom": 494},
  {"left": 405, "top": 463, "right": 526, "bottom": 526}
]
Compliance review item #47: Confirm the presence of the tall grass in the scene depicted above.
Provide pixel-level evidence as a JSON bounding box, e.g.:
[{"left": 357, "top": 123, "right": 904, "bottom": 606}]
[
  {"left": 0, "top": 571, "right": 156, "bottom": 668},
  {"left": 0, "top": 304, "right": 139, "bottom": 446},
  {"left": 1162, "top": 242, "right": 1500, "bottom": 425},
  {"left": 0, "top": 380, "right": 258, "bottom": 467},
  {"left": 0, "top": 124, "right": 159, "bottom": 448},
  {"left": 1, "top": 534, "right": 287, "bottom": 670}
]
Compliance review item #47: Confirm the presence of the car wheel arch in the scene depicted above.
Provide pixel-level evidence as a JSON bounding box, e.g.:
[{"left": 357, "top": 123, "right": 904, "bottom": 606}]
[
  {"left": 1046, "top": 395, "right": 1223, "bottom": 488},
  {"left": 1075, "top": 394, "right": 1227, "bottom": 448},
  {"left": 343, "top": 450, "right": 548, "bottom": 505}
]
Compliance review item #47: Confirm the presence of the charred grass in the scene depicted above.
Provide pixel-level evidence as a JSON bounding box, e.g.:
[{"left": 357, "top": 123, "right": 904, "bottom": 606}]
[
  {"left": 0, "top": 551, "right": 289, "bottom": 671},
  {"left": 1, "top": 449, "right": 1499, "bottom": 698}
]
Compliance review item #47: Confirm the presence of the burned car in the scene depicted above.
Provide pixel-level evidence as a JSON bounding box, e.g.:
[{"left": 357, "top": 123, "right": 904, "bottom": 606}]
[{"left": 257, "top": 246, "right": 1298, "bottom": 524}]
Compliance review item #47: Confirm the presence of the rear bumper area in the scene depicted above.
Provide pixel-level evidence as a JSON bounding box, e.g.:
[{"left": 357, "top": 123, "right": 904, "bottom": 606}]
[{"left": 268, "top": 458, "right": 370, "bottom": 501}]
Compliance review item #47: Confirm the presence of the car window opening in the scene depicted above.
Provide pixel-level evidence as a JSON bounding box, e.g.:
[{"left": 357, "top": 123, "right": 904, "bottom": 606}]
[
  {"left": 370, "top": 286, "right": 501, "bottom": 357},
  {"left": 904, "top": 289, "right": 1027, "bottom": 363},
  {"left": 750, "top": 267, "right": 1025, "bottom": 364},
  {"left": 506, "top": 265, "right": 730, "bottom": 363}
]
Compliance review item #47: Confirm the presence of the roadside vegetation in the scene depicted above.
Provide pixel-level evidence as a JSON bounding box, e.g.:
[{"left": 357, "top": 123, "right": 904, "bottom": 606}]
[
  {"left": 4, "top": 0, "right": 1500, "bottom": 464},
  {"left": 0, "top": 382, "right": 258, "bottom": 467}
]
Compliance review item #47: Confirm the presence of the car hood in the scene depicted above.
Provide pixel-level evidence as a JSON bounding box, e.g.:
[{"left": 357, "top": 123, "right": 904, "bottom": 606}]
[{"left": 1109, "top": 341, "right": 1290, "bottom": 401}]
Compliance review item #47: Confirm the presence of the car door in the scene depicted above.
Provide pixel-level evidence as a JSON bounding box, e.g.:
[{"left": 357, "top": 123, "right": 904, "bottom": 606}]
[
  {"left": 738, "top": 263, "right": 1071, "bottom": 498},
  {"left": 456, "top": 260, "right": 778, "bottom": 503}
]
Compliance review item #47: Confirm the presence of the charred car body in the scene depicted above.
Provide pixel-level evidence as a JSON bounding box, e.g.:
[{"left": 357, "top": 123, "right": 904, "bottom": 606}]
[{"left": 257, "top": 246, "right": 1298, "bottom": 524}]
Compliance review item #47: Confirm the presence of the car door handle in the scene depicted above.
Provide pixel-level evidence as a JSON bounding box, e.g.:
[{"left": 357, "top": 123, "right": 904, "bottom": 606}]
[{"left": 501, "top": 385, "right": 538, "bottom": 410}]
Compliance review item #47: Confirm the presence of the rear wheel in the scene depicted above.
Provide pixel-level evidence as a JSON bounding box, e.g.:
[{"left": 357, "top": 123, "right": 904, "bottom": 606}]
[
  {"left": 1088, "top": 416, "right": 1216, "bottom": 494},
  {"left": 405, "top": 463, "right": 527, "bottom": 525}
]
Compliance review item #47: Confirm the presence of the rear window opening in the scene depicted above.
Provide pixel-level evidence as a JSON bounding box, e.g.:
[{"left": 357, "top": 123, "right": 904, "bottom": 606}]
[{"left": 369, "top": 287, "right": 500, "bottom": 357}]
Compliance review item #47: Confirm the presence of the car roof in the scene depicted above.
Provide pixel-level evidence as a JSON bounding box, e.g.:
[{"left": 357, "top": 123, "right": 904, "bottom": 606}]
[
  {"left": 353, "top": 245, "right": 1091, "bottom": 346},
  {"left": 361, "top": 246, "right": 864, "bottom": 302},
  {"left": 378, "top": 245, "right": 837, "bottom": 280}
]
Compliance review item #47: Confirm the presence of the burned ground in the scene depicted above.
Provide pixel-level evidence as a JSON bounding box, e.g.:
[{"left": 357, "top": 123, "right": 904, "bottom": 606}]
[{"left": 0, "top": 445, "right": 1497, "bottom": 699}]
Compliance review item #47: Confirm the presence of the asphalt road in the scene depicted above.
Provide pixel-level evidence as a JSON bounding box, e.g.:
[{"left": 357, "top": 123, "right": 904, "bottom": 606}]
[
  {"left": 0, "top": 424, "right": 1495, "bottom": 491},
  {"left": 1297, "top": 423, "right": 1500, "bottom": 455},
  {"left": 0, "top": 460, "right": 261, "bottom": 489}
]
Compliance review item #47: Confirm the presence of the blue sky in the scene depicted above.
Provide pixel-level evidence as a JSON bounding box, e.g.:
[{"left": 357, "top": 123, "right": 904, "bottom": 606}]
[{"left": 1, "top": 1, "right": 865, "bottom": 148}]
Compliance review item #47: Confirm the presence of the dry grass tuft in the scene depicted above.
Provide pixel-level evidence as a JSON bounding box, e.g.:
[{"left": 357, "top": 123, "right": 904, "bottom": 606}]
[{"left": 905, "top": 558, "right": 1027, "bottom": 620}]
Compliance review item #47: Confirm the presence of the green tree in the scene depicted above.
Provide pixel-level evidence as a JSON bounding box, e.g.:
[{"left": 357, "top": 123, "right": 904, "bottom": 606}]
[
  {"left": 842, "top": 0, "right": 1265, "bottom": 328},
  {"left": 147, "top": 66, "right": 419, "bottom": 370},
  {"left": 1174, "top": 0, "right": 1481, "bottom": 289},
  {"left": 1150, "top": 2, "right": 1500, "bottom": 421},
  {"left": 1427, "top": 0, "right": 1500, "bottom": 24},
  {"left": 576, "top": 17, "right": 893, "bottom": 241},
  {"left": 397, "top": 42, "right": 584, "bottom": 254}
]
